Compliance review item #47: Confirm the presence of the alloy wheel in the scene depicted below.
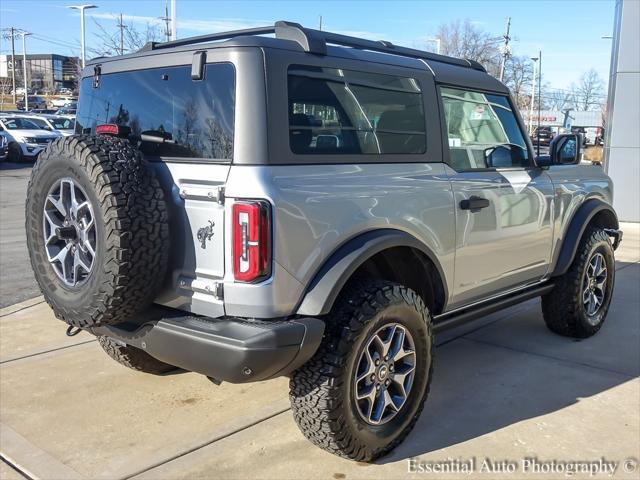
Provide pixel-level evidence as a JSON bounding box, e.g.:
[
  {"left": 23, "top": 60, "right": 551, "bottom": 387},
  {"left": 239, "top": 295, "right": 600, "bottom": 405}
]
[
  {"left": 582, "top": 252, "right": 607, "bottom": 320},
  {"left": 42, "top": 178, "right": 97, "bottom": 287},
  {"left": 353, "top": 323, "right": 416, "bottom": 425}
]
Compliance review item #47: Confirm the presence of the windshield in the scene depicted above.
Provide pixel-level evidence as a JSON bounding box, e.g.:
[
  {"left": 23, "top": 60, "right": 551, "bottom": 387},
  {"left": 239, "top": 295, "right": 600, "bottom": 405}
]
[
  {"left": 49, "top": 117, "right": 74, "bottom": 129},
  {"left": 25, "top": 118, "right": 50, "bottom": 129},
  {"left": 1, "top": 118, "right": 43, "bottom": 130}
]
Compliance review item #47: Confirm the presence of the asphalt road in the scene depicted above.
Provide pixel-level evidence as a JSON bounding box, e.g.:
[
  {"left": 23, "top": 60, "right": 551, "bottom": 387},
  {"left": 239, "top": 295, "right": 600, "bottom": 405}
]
[{"left": 0, "top": 163, "right": 38, "bottom": 308}]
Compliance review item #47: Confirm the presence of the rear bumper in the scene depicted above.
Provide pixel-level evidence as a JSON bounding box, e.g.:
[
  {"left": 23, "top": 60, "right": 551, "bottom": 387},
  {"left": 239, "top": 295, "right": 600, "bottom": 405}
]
[{"left": 91, "top": 310, "right": 324, "bottom": 383}]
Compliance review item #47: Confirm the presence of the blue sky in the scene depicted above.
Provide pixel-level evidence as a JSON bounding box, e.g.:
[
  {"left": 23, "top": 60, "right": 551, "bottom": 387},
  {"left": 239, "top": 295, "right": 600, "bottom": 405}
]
[{"left": 0, "top": 0, "right": 615, "bottom": 90}]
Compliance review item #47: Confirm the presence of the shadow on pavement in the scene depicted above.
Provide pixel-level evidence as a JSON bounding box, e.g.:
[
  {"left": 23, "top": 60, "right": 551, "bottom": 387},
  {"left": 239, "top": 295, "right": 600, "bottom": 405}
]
[
  {"left": 380, "top": 261, "right": 639, "bottom": 463},
  {"left": 0, "top": 162, "right": 33, "bottom": 171}
]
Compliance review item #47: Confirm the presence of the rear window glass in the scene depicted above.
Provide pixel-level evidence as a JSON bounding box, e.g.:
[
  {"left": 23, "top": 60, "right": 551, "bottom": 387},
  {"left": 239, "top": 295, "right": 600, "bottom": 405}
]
[
  {"left": 76, "top": 63, "right": 235, "bottom": 160},
  {"left": 288, "top": 65, "right": 426, "bottom": 155}
]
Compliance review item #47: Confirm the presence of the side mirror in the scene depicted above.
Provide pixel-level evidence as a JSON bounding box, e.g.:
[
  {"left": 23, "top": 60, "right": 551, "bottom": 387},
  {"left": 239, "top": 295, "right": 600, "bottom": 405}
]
[
  {"left": 549, "top": 133, "right": 581, "bottom": 165},
  {"left": 485, "top": 144, "right": 527, "bottom": 168}
]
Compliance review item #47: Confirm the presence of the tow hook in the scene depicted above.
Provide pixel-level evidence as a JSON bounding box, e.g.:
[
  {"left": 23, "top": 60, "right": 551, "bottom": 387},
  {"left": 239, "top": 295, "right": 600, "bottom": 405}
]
[
  {"left": 604, "top": 228, "right": 623, "bottom": 250},
  {"left": 66, "top": 326, "right": 82, "bottom": 337}
]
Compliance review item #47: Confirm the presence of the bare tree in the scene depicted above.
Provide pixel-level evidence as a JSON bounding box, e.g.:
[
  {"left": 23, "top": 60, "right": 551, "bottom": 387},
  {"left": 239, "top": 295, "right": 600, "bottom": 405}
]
[
  {"left": 90, "top": 16, "right": 162, "bottom": 57},
  {"left": 572, "top": 69, "right": 605, "bottom": 111},
  {"left": 434, "top": 20, "right": 502, "bottom": 76},
  {"left": 502, "top": 55, "right": 533, "bottom": 110},
  {"left": 546, "top": 89, "right": 574, "bottom": 111}
]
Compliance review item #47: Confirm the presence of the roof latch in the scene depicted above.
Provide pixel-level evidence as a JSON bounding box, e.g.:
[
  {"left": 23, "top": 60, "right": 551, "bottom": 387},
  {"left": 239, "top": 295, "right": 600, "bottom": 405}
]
[{"left": 191, "top": 51, "right": 206, "bottom": 80}]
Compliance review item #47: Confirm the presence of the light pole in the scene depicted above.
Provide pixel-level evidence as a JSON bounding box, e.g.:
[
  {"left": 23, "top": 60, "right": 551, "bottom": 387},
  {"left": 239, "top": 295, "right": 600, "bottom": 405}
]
[
  {"left": 171, "top": 0, "right": 177, "bottom": 40},
  {"left": 68, "top": 4, "right": 97, "bottom": 69},
  {"left": 20, "top": 32, "right": 31, "bottom": 111},
  {"left": 528, "top": 55, "right": 539, "bottom": 135},
  {"left": 425, "top": 37, "right": 441, "bottom": 54}
]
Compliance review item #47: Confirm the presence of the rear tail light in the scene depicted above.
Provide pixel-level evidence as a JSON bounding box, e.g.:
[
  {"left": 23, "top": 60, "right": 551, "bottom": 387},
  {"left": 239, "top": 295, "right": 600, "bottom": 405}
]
[{"left": 232, "top": 201, "right": 271, "bottom": 282}]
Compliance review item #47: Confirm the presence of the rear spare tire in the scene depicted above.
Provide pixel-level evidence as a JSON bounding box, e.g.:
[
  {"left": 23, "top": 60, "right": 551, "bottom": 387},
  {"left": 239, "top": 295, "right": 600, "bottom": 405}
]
[{"left": 25, "top": 135, "right": 169, "bottom": 327}]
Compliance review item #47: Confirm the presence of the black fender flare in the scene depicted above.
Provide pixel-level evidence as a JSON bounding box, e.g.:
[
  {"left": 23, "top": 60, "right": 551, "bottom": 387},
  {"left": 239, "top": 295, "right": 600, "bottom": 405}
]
[
  {"left": 296, "top": 229, "right": 448, "bottom": 316},
  {"left": 552, "top": 198, "right": 619, "bottom": 277}
]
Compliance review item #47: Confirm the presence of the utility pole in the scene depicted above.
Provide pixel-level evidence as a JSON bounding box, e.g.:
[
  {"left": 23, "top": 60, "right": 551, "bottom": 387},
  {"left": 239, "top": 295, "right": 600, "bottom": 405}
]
[
  {"left": 536, "top": 50, "right": 542, "bottom": 156},
  {"left": 1, "top": 28, "right": 19, "bottom": 103},
  {"left": 170, "top": 0, "right": 177, "bottom": 40},
  {"left": 319, "top": 15, "right": 323, "bottom": 31},
  {"left": 160, "top": 0, "right": 171, "bottom": 41},
  {"left": 529, "top": 55, "right": 539, "bottom": 135},
  {"left": 498, "top": 16, "right": 511, "bottom": 82},
  {"left": 116, "top": 13, "right": 126, "bottom": 55}
]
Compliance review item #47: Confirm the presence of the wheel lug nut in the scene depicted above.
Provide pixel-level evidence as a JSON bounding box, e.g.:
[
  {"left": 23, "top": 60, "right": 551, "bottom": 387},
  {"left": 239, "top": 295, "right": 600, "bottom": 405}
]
[
  {"left": 375, "top": 359, "right": 380, "bottom": 366},
  {"left": 370, "top": 374, "right": 375, "bottom": 381},
  {"left": 376, "top": 384, "right": 381, "bottom": 390},
  {"left": 385, "top": 379, "right": 390, "bottom": 386},
  {"left": 384, "top": 355, "right": 389, "bottom": 361}
]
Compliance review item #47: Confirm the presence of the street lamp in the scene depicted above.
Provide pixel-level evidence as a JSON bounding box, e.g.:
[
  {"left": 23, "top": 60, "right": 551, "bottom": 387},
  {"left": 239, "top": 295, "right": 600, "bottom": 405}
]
[
  {"left": 68, "top": 4, "right": 97, "bottom": 69},
  {"left": 425, "top": 37, "right": 441, "bottom": 54},
  {"left": 528, "top": 56, "right": 539, "bottom": 135},
  {"left": 19, "top": 32, "right": 31, "bottom": 111}
]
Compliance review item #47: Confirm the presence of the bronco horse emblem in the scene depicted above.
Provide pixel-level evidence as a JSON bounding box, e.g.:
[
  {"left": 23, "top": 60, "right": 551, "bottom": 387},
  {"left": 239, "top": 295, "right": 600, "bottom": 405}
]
[{"left": 197, "top": 221, "right": 215, "bottom": 249}]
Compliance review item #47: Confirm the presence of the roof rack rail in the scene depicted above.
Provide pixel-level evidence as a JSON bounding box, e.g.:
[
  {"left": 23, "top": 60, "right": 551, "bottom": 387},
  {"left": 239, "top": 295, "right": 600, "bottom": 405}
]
[{"left": 139, "top": 20, "right": 486, "bottom": 73}]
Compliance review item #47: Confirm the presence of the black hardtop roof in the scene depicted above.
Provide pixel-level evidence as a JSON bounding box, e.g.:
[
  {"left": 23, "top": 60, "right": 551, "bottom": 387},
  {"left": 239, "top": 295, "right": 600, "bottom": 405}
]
[{"left": 86, "top": 20, "right": 508, "bottom": 94}]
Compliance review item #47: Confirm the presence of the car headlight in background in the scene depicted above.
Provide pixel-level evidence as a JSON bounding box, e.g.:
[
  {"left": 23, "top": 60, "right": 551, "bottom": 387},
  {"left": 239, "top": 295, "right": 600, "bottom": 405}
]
[{"left": 24, "top": 137, "right": 38, "bottom": 144}]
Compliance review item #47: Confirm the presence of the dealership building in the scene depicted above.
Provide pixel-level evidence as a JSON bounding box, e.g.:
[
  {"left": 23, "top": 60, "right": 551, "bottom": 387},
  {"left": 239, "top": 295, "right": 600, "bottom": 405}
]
[
  {"left": 0, "top": 54, "right": 79, "bottom": 93},
  {"left": 605, "top": 0, "right": 640, "bottom": 222}
]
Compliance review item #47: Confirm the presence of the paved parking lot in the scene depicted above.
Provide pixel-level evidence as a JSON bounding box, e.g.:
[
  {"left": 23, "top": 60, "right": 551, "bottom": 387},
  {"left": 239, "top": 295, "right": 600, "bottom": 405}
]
[
  {"left": 0, "top": 163, "right": 38, "bottom": 308},
  {"left": 0, "top": 164, "right": 638, "bottom": 479}
]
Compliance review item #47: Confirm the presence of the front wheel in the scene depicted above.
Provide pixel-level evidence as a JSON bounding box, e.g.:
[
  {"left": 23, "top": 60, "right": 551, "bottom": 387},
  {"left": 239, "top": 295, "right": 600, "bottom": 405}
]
[
  {"left": 8, "top": 143, "right": 23, "bottom": 162},
  {"left": 289, "top": 280, "right": 433, "bottom": 461},
  {"left": 542, "top": 228, "right": 615, "bottom": 338}
]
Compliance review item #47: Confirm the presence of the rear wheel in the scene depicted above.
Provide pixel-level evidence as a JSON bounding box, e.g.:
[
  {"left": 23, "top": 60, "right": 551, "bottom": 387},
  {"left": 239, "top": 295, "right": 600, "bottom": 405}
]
[
  {"left": 542, "top": 228, "right": 615, "bottom": 338},
  {"left": 289, "top": 280, "right": 433, "bottom": 461},
  {"left": 98, "top": 336, "right": 176, "bottom": 375}
]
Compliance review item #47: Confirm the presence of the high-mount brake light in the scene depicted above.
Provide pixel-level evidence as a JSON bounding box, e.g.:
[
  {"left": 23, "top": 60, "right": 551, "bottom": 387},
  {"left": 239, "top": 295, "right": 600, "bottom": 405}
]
[
  {"left": 232, "top": 201, "right": 271, "bottom": 282},
  {"left": 95, "top": 124, "right": 120, "bottom": 136}
]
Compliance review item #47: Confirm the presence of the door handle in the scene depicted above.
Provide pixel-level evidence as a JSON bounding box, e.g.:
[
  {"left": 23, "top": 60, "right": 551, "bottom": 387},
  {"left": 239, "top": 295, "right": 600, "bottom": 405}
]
[{"left": 460, "top": 196, "right": 490, "bottom": 212}]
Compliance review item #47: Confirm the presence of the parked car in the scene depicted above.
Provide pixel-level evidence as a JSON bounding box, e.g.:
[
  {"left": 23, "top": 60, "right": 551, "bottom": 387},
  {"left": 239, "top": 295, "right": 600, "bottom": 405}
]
[
  {"left": 51, "top": 96, "right": 77, "bottom": 108},
  {"left": 25, "top": 21, "right": 622, "bottom": 462},
  {"left": 0, "top": 116, "right": 61, "bottom": 161},
  {"left": 571, "top": 126, "right": 588, "bottom": 146},
  {"left": 530, "top": 126, "right": 555, "bottom": 146},
  {"left": 24, "top": 115, "right": 75, "bottom": 136},
  {"left": 0, "top": 132, "right": 8, "bottom": 161},
  {"left": 30, "top": 109, "right": 59, "bottom": 115},
  {"left": 16, "top": 95, "right": 47, "bottom": 111},
  {"left": 56, "top": 104, "right": 77, "bottom": 117}
]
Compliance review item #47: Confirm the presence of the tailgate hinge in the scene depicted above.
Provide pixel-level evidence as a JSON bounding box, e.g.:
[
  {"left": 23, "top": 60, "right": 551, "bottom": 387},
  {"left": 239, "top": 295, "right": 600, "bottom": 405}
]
[{"left": 92, "top": 64, "right": 102, "bottom": 89}]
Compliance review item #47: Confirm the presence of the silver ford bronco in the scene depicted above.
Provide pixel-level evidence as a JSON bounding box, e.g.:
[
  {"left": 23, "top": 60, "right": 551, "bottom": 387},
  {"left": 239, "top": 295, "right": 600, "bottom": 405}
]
[{"left": 25, "top": 21, "right": 622, "bottom": 461}]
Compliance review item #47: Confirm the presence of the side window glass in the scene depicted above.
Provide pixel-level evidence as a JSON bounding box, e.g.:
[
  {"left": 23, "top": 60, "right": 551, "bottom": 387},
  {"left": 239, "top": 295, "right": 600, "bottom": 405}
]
[
  {"left": 288, "top": 66, "right": 426, "bottom": 155},
  {"left": 440, "top": 87, "right": 529, "bottom": 170}
]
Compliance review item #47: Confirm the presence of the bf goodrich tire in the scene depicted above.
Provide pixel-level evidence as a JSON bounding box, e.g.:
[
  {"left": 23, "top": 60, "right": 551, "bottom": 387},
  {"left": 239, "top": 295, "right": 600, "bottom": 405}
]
[
  {"left": 25, "top": 135, "right": 169, "bottom": 328},
  {"left": 542, "top": 228, "right": 615, "bottom": 338},
  {"left": 289, "top": 280, "right": 433, "bottom": 462},
  {"left": 98, "top": 336, "right": 176, "bottom": 375}
]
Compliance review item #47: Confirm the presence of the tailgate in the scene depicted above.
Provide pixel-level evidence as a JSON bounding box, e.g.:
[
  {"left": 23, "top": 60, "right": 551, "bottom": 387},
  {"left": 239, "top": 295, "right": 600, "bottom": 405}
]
[{"left": 152, "top": 161, "right": 230, "bottom": 318}]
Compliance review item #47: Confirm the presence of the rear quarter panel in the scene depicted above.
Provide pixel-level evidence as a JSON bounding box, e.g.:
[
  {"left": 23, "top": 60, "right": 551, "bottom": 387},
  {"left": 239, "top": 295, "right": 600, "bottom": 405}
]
[{"left": 223, "top": 163, "right": 456, "bottom": 318}]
